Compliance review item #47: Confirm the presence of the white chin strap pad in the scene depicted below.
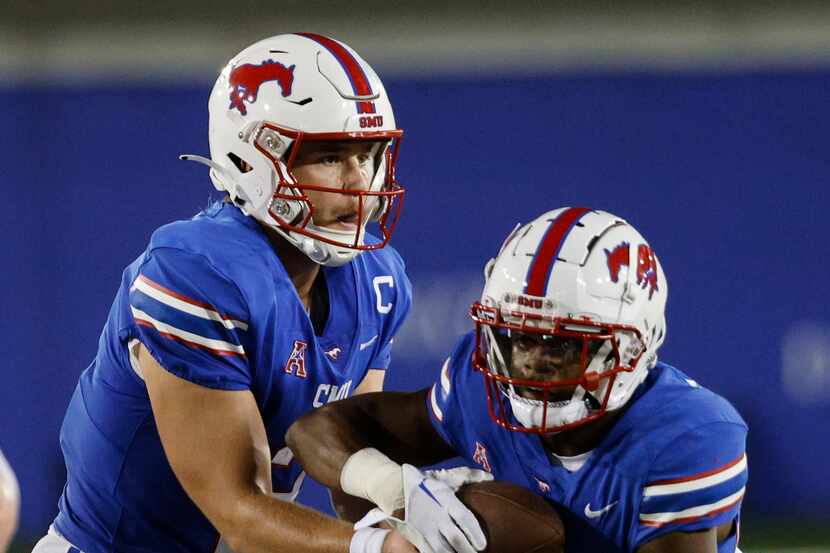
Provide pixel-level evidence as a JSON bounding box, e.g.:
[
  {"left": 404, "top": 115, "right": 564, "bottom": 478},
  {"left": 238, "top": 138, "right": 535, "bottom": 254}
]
[
  {"left": 272, "top": 223, "right": 363, "bottom": 267},
  {"left": 509, "top": 390, "right": 590, "bottom": 430}
]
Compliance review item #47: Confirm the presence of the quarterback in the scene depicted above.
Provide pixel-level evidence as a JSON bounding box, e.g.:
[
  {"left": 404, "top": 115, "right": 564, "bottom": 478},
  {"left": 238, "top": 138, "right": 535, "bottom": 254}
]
[
  {"left": 288, "top": 208, "right": 749, "bottom": 553},
  {"left": 33, "top": 34, "right": 421, "bottom": 553}
]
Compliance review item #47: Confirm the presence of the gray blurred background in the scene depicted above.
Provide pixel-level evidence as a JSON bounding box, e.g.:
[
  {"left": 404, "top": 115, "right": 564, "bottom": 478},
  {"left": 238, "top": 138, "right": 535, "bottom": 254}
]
[
  {"left": 5, "top": 1, "right": 830, "bottom": 81},
  {"left": 2, "top": 1, "right": 829, "bottom": 551}
]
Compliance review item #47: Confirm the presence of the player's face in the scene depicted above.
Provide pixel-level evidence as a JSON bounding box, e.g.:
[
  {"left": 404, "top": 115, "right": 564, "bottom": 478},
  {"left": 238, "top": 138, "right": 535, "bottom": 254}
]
[
  {"left": 291, "top": 140, "right": 380, "bottom": 232},
  {"left": 509, "top": 332, "right": 601, "bottom": 402}
]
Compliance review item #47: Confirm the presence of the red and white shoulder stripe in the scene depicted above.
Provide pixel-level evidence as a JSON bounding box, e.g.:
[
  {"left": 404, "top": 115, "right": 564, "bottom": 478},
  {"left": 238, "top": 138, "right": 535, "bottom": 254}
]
[
  {"left": 131, "top": 311, "right": 246, "bottom": 357},
  {"left": 131, "top": 275, "right": 248, "bottom": 331},
  {"left": 130, "top": 275, "right": 248, "bottom": 358},
  {"left": 639, "top": 453, "right": 747, "bottom": 527},
  {"left": 639, "top": 488, "right": 745, "bottom": 527},
  {"left": 429, "top": 357, "right": 452, "bottom": 422},
  {"left": 643, "top": 453, "right": 747, "bottom": 497}
]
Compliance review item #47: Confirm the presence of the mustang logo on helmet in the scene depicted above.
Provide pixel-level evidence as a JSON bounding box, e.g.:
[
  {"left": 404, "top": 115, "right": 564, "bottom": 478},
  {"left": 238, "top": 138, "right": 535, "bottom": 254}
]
[
  {"left": 635, "top": 244, "right": 659, "bottom": 299},
  {"left": 605, "top": 242, "right": 660, "bottom": 300},
  {"left": 228, "top": 60, "right": 296, "bottom": 115}
]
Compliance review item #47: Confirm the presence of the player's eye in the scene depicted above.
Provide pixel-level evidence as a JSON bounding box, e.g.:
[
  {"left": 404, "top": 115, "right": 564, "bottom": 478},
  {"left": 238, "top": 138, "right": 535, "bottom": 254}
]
[
  {"left": 548, "top": 337, "right": 585, "bottom": 360},
  {"left": 558, "top": 337, "right": 582, "bottom": 353},
  {"left": 513, "top": 334, "right": 541, "bottom": 351},
  {"left": 514, "top": 334, "right": 585, "bottom": 358}
]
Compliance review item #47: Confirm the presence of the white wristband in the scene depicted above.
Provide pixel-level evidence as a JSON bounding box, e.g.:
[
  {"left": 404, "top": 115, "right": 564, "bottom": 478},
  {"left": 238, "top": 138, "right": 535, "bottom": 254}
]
[
  {"left": 340, "top": 447, "right": 404, "bottom": 514},
  {"left": 350, "top": 527, "right": 390, "bottom": 553}
]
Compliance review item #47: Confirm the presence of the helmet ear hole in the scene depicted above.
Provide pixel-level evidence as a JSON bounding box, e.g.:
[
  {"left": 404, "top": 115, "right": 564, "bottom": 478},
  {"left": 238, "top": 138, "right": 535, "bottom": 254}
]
[{"left": 227, "top": 153, "right": 253, "bottom": 174}]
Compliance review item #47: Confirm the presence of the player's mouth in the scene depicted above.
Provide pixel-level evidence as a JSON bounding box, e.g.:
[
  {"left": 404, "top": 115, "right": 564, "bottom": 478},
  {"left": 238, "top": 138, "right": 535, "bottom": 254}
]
[
  {"left": 319, "top": 212, "right": 360, "bottom": 232},
  {"left": 516, "top": 386, "right": 576, "bottom": 404}
]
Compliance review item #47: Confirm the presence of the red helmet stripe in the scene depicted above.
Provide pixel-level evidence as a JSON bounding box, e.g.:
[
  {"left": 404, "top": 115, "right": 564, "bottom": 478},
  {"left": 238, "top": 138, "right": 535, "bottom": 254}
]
[
  {"left": 525, "top": 207, "right": 590, "bottom": 296},
  {"left": 296, "top": 32, "right": 376, "bottom": 114}
]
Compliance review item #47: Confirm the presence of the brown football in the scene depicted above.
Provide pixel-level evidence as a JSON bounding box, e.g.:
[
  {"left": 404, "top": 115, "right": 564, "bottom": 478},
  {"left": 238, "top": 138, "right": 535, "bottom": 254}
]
[{"left": 458, "top": 480, "right": 565, "bottom": 553}]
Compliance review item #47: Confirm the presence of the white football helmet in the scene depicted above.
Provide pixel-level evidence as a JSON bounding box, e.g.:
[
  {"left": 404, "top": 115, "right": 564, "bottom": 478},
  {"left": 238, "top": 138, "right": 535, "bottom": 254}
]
[
  {"left": 471, "top": 207, "right": 668, "bottom": 433},
  {"left": 181, "top": 33, "right": 404, "bottom": 266}
]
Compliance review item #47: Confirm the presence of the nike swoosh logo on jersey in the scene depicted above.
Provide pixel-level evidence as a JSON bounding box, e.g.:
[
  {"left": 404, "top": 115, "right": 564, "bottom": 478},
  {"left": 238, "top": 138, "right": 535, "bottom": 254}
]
[
  {"left": 359, "top": 335, "right": 378, "bottom": 350},
  {"left": 584, "top": 500, "right": 618, "bottom": 519}
]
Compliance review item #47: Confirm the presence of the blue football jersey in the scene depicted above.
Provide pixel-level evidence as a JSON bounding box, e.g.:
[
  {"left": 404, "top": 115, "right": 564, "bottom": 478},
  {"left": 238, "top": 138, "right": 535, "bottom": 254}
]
[
  {"left": 427, "top": 333, "right": 748, "bottom": 553},
  {"left": 53, "top": 202, "right": 411, "bottom": 553}
]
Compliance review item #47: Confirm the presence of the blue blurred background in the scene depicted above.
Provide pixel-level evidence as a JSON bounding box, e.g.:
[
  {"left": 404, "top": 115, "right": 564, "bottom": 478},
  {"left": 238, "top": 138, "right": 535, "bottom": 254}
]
[{"left": 2, "top": 2, "right": 829, "bottom": 550}]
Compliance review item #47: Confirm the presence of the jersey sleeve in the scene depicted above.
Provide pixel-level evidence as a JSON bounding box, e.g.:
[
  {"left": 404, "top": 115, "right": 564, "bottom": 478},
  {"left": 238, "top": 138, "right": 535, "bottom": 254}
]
[
  {"left": 128, "top": 247, "right": 252, "bottom": 390},
  {"left": 368, "top": 253, "right": 412, "bottom": 371},
  {"left": 634, "top": 421, "right": 748, "bottom": 547},
  {"left": 425, "top": 334, "right": 476, "bottom": 453}
]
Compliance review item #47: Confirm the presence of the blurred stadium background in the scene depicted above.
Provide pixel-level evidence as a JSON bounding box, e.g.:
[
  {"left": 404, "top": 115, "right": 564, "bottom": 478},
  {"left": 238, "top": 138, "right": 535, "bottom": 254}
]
[{"left": 2, "top": 1, "right": 829, "bottom": 551}]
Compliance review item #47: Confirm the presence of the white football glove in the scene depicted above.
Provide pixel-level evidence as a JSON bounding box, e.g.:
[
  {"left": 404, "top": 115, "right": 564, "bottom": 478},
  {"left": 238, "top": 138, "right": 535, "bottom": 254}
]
[
  {"left": 350, "top": 527, "right": 390, "bottom": 553},
  {"left": 400, "top": 464, "right": 491, "bottom": 553},
  {"left": 355, "top": 506, "right": 431, "bottom": 553},
  {"left": 351, "top": 463, "right": 493, "bottom": 553},
  {"left": 421, "top": 466, "right": 493, "bottom": 491}
]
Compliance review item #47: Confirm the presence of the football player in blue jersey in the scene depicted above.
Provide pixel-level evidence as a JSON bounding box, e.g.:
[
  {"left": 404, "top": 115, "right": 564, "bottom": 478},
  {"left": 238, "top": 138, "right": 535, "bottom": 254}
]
[
  {"left": 287, "top": 208, "right": 749, "bottom": 553},
  {"left": 32, "top": 34, "right": 426, "bottom": 553}
]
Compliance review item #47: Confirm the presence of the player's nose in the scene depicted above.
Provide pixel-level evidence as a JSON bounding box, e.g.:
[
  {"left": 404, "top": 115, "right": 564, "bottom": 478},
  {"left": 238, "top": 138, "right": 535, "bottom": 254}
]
[
  {"left": 341, "top": 156, "right": 370, "bottom": 191},
  {"left": 527, "top": 350, "right": 570, "bottom": 376}
]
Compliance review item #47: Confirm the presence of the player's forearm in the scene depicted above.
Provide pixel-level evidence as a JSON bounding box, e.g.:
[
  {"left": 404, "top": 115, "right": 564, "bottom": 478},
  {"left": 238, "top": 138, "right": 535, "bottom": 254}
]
[
  {"left": 288, "top": 389, "right": 453, "bottom": 489},
  {"left": 220, "top": 488, "right": 353, "bottom": 553},
  {"left": 286, "top": 397, "right": 374, "bottom": 489}
]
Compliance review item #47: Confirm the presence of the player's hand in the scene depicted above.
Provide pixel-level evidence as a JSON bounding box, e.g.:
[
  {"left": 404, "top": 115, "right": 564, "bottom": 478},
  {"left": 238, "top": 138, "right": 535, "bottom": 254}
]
[
  {"left": 382, "top": 530, "right": 421, "bottom": 553},
  {"left": 352, "top": 515, "right": 421, "bottom": 553},
  {"left": 400, "top": 464, "right": 488, "bottom": 553}
]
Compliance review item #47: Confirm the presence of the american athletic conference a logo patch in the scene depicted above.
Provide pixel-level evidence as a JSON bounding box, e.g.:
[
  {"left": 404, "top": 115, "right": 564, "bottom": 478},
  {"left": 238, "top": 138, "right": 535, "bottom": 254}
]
[
  {"left": 228, "top": 60, "right": 295, "bottom": 115},
  {"left": 473, "top": 441, "right": 492, "bottom": 473},
  {"left": 284, "top": 340, "right": 308, "bottom": 378}
]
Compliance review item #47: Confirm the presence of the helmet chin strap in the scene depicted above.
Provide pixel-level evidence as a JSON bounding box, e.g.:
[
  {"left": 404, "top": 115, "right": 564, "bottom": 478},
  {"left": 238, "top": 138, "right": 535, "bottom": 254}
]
[
  {"left": 296, "top": 233, "right": 333, "bottom": 265},
  {"left": 274, "top": 222, "right": 367, "bottom": 267},
  {"left": 180, "top": 154, "right": 254, "bottom": 206},
  {"left": 179, "top": 154, "right": 217, "bottom": 169},
  {"left": 508, "top": 387, "right": 592, "bottom": 431},
  {"left": 179, "top": 154, "right": 231, "bottom": 184}
]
